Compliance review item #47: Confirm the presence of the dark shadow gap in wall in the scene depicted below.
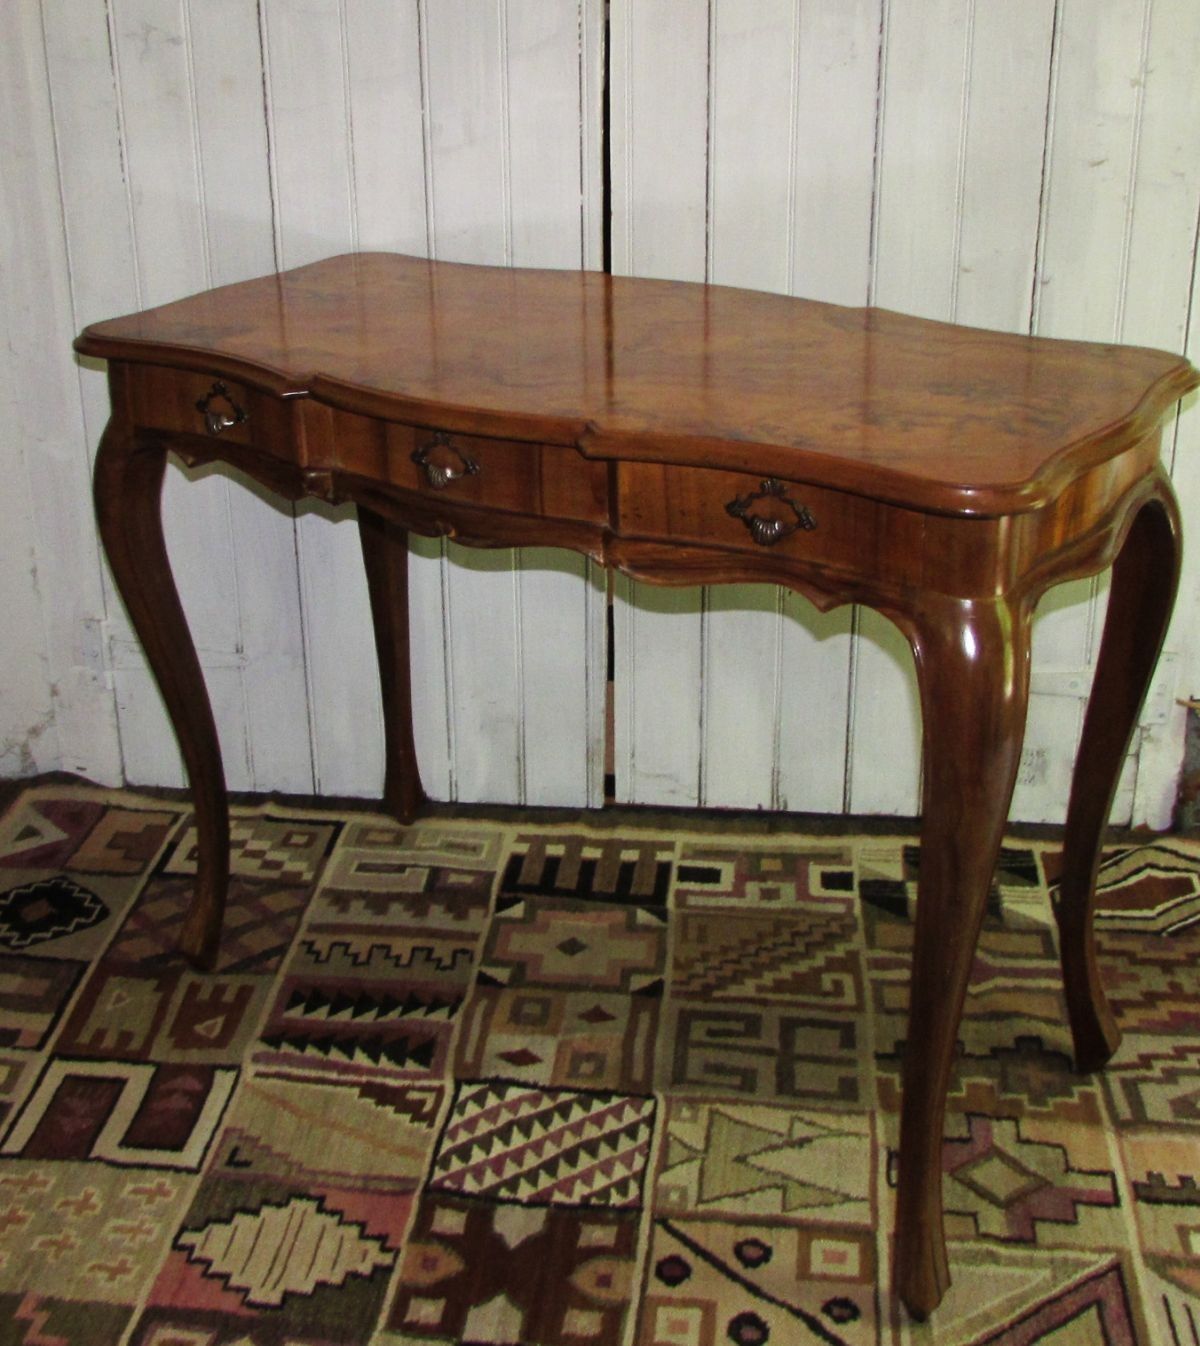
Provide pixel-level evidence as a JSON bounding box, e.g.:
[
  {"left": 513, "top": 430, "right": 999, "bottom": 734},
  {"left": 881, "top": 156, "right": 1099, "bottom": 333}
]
[{"left": 600, "top": 0, "right": 612, "bottom": 276}]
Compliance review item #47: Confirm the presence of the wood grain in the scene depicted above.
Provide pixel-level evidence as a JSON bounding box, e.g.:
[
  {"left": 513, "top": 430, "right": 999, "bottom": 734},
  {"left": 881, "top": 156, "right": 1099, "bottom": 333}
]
[{"left": 77, "top": 252, "right": 1196, "bottom": 518}]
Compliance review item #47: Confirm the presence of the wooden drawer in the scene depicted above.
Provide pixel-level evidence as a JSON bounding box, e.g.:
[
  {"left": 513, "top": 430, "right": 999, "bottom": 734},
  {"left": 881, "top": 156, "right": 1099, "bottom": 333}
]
[
  {"left": 120, "top": 364, "right": 301, "bottom": 475},
  {"left": 125, "top": 365, "right": 260, "bottom": 444},
  {"left": 324, "top": 411, "right": 609, "bottom": 524},
  {"left": 616, "top": 461, "right": 930, "bottom": 585}
]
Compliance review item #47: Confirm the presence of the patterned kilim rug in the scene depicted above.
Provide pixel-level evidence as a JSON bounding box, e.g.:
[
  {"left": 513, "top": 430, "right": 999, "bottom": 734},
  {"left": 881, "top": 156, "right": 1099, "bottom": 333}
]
[{"left": 1, "top": 782, "right": 1199, "bottom": 1345}]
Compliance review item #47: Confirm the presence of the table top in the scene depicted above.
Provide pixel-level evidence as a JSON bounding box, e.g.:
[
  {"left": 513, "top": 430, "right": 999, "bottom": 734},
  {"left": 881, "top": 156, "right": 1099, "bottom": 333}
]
[{"left": 77, "top": 252, "right": 1197, "bottom": 516}]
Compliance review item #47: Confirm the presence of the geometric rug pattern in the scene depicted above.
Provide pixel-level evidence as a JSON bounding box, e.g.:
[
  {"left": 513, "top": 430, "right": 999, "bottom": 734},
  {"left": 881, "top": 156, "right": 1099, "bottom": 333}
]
[{"left": 1, "top": 783, "right": 1199, "bottom": 1344}]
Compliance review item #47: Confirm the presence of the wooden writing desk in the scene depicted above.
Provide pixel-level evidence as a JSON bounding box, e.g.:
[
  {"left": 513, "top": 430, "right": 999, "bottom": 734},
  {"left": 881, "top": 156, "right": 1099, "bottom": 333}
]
[{"left": 77, "top": 253, "right": 1198, "bottom": 1317}]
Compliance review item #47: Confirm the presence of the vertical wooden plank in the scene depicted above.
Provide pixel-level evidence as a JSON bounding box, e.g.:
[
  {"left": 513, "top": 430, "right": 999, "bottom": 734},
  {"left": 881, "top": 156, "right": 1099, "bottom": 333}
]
[
  {"left": 700, "top": 0, "right": 792, "bottom": 810},
  {"left": 609, "top": 0, "right": 710, "bottom": 281},
  {"left": 0, "top": 350, "right": 58, "bottom": 775},
  {"left": 871, "top": 0, "right": 969, "bottom": 321},
  {"left": 702, "top": 0, "right": 879, "bottom": 813},
  {"left": 613, "top": 578, "right": 705, "bottom": 808},
  {"left": 707, "top": 0, "right": 793, "bottom": 296},
  {"left": 610, "top": 0, "right": 708, "bottom": 805},
  {"left": 778, "top": 0, "right": 880, "bottom": 813},
  {"left": 343, "top": 0, "right": 428, "bottom": 256},
  {"left": 261, "top": 0, "right": 381, "bottom": 800},
  {"left": 789, "top": 0, "right": 881, "bottom": 307},
  {"left": 1035, "top": 0, "right": 1151, "bottom": 345},
  {"left": 36, "top": 0, "right": 138, "bottom": 489},
  {"left": 850, "top": 0, "right": 965, "bottom": 814},
  {"left": 579, "top": 0, "right": 606, "bottom": 274},
  {"left": 41, "top": 0, "right": 203, "bottom": 789},
  {"left": 36, "top": 0, "right": 146, "bottom": 787},
  {"left": 775, "top": 595, "right": 853, "bottom": 815},
  {"left": 342, "top": 1, "right": 450, "bottom": 801},
  {"left": 188, "top": 0, "right": 278, "bottom": 288},
  {"left": 1022, "top": 0, "right": 1153, "bottom": 822},
  {"left": 419, "top": 0, "right": 601, "bottom": 806},
  {"left": 955, "top": 0, "right": 1057, "bottom": 331},
  {"left": 108, "top": 0, "right": 306, "bottom": 792},
  {"left": 580, "top": 0, "right": 609, "bottom": 805},
  {"left": 422, "top": 0, "right": 520, "bottom": 804},
  {"left": 1122, "top": 0, "right": 1200, "bottom": 827},
  {"left": 0, "top": 0, "right": 121, "bottom": 780},
  {"left": 853, "top": 0, "right": 1057, "bottom": 817},
  {"left": 507, "top": 0, "right": 604, "bottom": 807},
  {"left": 187, "top": 0, "right": 313, "bottom": 795},
  {"left": 423, "top": 0, "right": 507, "bottom": 268},
  {"left": 406, "top": 533, "right": 453, "bottom": 803},
  {"left": 505, "top": 0, "right": 588, "bottom": 271},
  {"left": 102, "top": 0, "right": 238, "bottom": 786}
]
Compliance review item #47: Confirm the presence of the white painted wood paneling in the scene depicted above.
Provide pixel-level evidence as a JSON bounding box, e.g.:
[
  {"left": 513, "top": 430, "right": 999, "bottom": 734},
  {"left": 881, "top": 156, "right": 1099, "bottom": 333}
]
[
  {"left": 701, "top": 1, "right": 795, "bottom": 812},
  {"left": 859, "top": 0, "right": 1058, "bottom": 817},
  {"left": 259, "top": 0, "right": 381, "bottom": 801},
  {"left": 1027, "top": 0, "right": 1200, "bottom": 825},
  {"left": 703, "top": 0, "right": 876, "bottom": 814},
  {"left": 106, "top": 0, "right": 239, "bottom": 788},
  {"left": 611, "top": 0, "right": 881, "bottom": 813},
  {"left": 190, "top": 0, "right": 314, "bottom": 797},
  {"left": 10, "top": 0, "right": 602, "bottom": 809},
  {"left": 1109, "top": 0, "right": 1200, "bottom": 828},
  {"left": 610, "top": 0, "right": 709, "bottom": 805},
  {"left": 0, "top": 1, "right": 116, "bottom": 780},
  {"left": 777, "top": 0, "right": 879, "bottom": 815},
  {"left": 1024, "top": 0, "right": 1153, "bottom": 825},
  {"left": 422, "top": 0, "right": 604, "bottom": 807},
  {"left": 5, "top": 0, "right": 1199, "bottom": 829},
  {"left": 610, "top": 0, "right": 1199, "bottom": 825}
]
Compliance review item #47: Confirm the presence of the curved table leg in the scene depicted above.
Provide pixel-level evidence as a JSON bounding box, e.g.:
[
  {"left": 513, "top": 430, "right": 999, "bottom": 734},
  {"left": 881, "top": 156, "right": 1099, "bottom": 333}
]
[
  {"left": 1056, "top": 485, "right": 1182, "bottom": 1072},
  {"left": 93, "top": 421, "right": 229, "bottom": 969},
  {"left": 358, "top": 508, "right": 426, "bottom": 823},
  {"left": 893, "top": 595, "right": 1032, "bottom": 1319}
]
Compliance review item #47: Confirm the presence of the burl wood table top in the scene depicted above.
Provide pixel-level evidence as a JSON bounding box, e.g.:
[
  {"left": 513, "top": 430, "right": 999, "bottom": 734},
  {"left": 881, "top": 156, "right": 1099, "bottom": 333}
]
[{"left": 76, "top": 252, "right": 1197, "bottom": 517}]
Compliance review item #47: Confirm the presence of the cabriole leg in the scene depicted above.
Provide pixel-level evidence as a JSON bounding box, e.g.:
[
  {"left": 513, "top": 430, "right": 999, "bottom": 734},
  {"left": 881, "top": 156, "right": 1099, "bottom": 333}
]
[
  {"left": 893, "top": 595, "right": 1032, "bottom": 1318},
  {"left": 1056, "top": 486, "right": 1182, "bottom": 1072},
  {"left": 358, "top": 508, "right": 426, "bottom": 822},
  {"left": 93, "top": 420, "right": 229, "bottom": 968}
]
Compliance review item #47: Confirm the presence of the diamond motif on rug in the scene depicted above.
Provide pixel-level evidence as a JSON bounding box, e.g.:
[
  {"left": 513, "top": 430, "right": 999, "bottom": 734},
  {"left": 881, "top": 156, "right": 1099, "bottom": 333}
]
[
  {"left": 430, "top": 1081, "right": 655, "bottom": 1207},
  {"left": 0, "top": 876, "right": 108, "bottom": 950},
  {"left": 175, "top": 1194, "right": 392, "bottom": 1306},
  {"left": 938, "top": 1113, "right": 1118, "bottom": 1243},
  {"left": 455, "top": 986, "right": 660, "bottom": 1093},
  {"left": 481, "top": 899, "right": 665, "bottom": 993}
]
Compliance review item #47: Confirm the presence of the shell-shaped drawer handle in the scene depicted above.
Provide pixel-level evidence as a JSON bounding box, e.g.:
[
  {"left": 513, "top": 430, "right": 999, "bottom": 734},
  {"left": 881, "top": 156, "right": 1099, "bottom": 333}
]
[
  {"left": 412, "top": 432, "right": 481, "bottom": 489},
  {"left": 726, "top": 478, "right": 817, "bottom": 546},
  {"left": 195, "top": 381, "right": 248, "bottom": 436}
]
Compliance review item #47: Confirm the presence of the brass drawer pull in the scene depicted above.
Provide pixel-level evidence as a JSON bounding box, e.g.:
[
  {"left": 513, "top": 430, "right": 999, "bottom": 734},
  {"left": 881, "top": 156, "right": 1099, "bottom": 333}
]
[
  {"left": 726, "top": 478, "right": 816, "bottom": 546},
  {"left": 412, "top": 432, "right": 481, "bottom": 489},
  {"left": 195, "top": 381, "right": 248, "bottom": 436}
]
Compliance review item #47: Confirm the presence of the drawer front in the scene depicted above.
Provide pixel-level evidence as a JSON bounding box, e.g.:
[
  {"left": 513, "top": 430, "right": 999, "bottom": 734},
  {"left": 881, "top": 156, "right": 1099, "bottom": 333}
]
[
  {"left": 327, "top": 412, "right": 609, "bottom": 524},
  {"left": 126, "top": 366, "right": 260, "bottom": 446},
  {"left": 616, "top": 461, "right": 929, "bottom": 584}
]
